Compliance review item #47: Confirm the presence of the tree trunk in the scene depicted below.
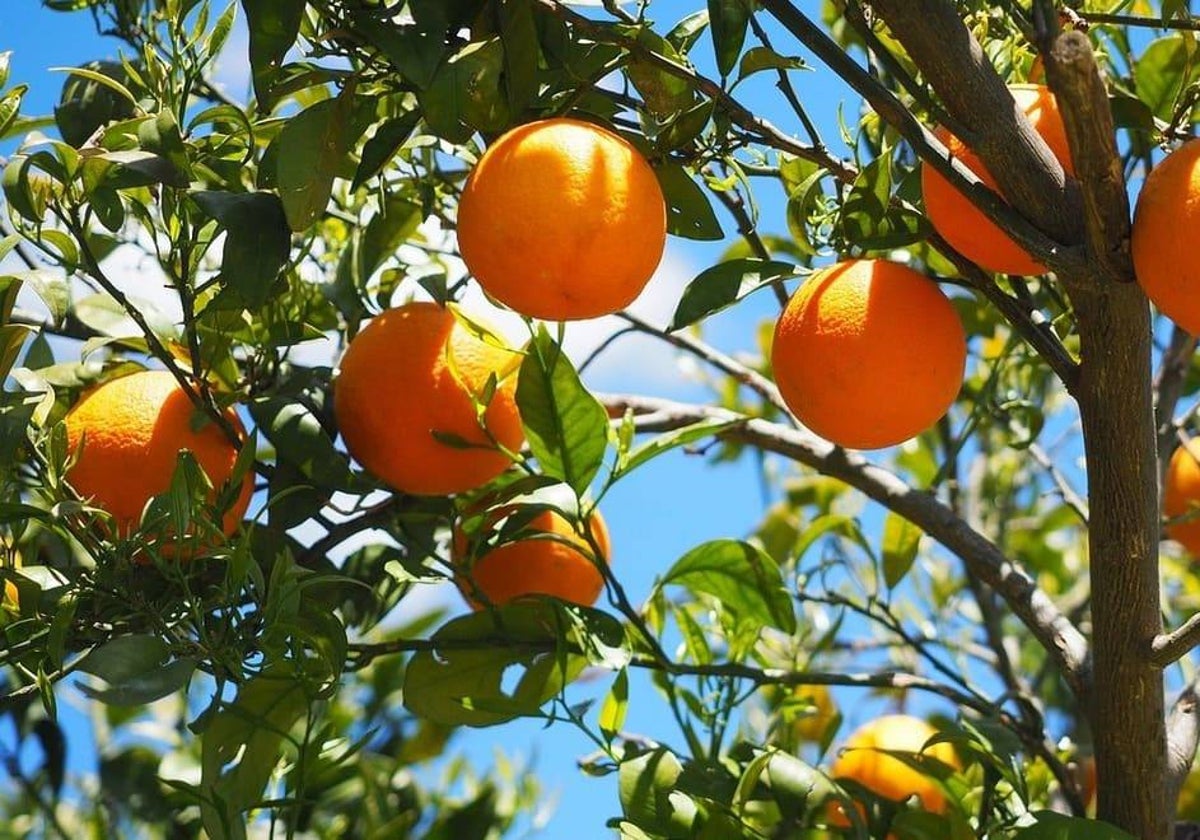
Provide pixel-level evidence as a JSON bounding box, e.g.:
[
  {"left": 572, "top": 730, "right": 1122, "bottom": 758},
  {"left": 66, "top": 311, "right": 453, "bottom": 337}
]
[{"left": 1074, "top": 282, "right": 1167, "bottom": 838}]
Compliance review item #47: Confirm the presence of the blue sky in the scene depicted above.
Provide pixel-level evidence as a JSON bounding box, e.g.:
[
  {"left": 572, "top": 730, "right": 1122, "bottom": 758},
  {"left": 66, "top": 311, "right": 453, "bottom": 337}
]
[{"left": 0, "top": 1, "right": 1051, "bottom": 836}]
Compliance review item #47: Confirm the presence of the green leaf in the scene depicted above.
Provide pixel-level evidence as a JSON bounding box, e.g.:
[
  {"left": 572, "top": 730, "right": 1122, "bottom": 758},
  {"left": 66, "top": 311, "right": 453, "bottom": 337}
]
[
  {"left": 881, "top": 511, "right": 921, "bottom": 588},
  {"left": 0, "top": 86, "right": 26, "bottom": 140},
  {"left": 11, "top": 270, "right": 70, "bottom": 324},
  {"left": 1135, "top": 34, "right": 1200, "bottom": 121},
  {"left": 500, "top": 0, "right": 539, "bottom": 113},
  {"left": 3, "top": 155, "right": 42, "bottom": 223},
  {"left": 840, "top": 148, "right": 927, "bottom": 250},
  {"left": 200, "top": 663, "right": 309, "bottom": 837},
  {"left": 666, "top": 10, "right": 710, "bottom": 55},
  {"left": 419, "top": 38, "right": 511, "bottom": 141},
  {"left": 516, "top": 327, "right": 609, "bottom": 495},
  {"left": 81, "top": 149, "right": 188, "bottom": 191},
  {"left": 77, "top": 635, "right": 170, "bottom": 684},
  {"left": 625, "top": 29, "right": 696, "bottom": 117},
  {"left": 351, "top": 110, "right": 420, "bottom": 191},
  {"left": 52, "top": 61, "right": 138, "bottom": 146},
  {"left": 191, "top": 191, "right": 291, "bottom": 306},
  {"left": 240, "top": 0, "right": 306, "bottom": 106},
  {"left": 403, "top": 600, "right": 588, "bottom": 727},
  {"left": 735, "top": 46, "right": 806, "bottom": 86},
  {"left": 358, "top": 196, "right": 423, "bottom": 283},
  {"left": 77, "top": 657, "right": 196, "bottom": 706},
  {"left": 249, "top": 395, "right": 352, "bottom": 488},
  {"left": 619, "top": 748, "right": 698, "bottom": 837},
  {"left": 670, "top": 258, "right": 795, "bottom": 330},
  {"left": 707, "top": 0, "right": 752, "bottom": 78},
  {"left": 598, "top": 668, "right": 629, "bottom": 741},
  {"left": 655, "top": 164, "right": 724, "bottom": 241},
  {"left": 617, "top": 417, "right": 738, "bottom": 478},
  {"left": 659, "top": 539, "right": 796, "bottom": 633},
  {"left": 276, "top": 96, "right": 353, "bottom": 231},
  {"left": 1013, "top": 812, "right": 1136, "bottom": 840},
  {"left": 764, "top": 751, "right": 837, "bottom": 822}
]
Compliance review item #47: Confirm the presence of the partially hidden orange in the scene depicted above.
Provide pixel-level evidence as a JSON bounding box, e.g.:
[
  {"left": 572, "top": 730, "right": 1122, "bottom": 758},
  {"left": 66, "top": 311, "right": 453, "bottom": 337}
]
[
  {"left": 334, "top": 302, "right": 524, "bottom": 496},
  {"left": 831, "top": 714, "right": 959, "bottom": 815},
  {"left": 64, "top": 370, "right": 253, "bottom": 543},
  {"left": 1165, "top": 439, "right": 1200, "bottom": 557},
  {"left": 771, "top": 259, "right": 966, "bottom": 450},
  {"left": 922, "top": 84, "right": 1073, "bottom": 275},
  {"left": 457, "top": 117, "right": 667, "bottom": 321},
  {"left": 452, "top": 506, "right": 610, "bottom": 608},
  {"left": 1132, "top": 139, "right": 1200, "bottom": 334}
]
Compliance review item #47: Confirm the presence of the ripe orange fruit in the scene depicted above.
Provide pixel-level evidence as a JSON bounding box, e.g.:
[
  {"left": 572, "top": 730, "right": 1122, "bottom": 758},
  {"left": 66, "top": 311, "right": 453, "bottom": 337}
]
[
  {"left": 452, "top": 507, "right": 610, "bottom": 608},
  {"left": 771, "top": 259, "right": 966, "bottom": 450},
  {"left": 1165, "top": 440, "right": 1200, "bottom": 556},
  {"left": 1132, "top": 139, "right": 1200, "bottom": 334},
  {"left": 922, "top": 84, "right": 1073, "bottom": 275},
  {"left": 334, "top": 302, "right": 524, "bottom": 496},
  {"left": 831, "top": 714, "right": 959, "bottom": 814},
  {"left": 64, "top": 370, "right": 253, "bottom": 541},
  {"left": 456, "top": 118, "right": 667, "bottom": 321}
]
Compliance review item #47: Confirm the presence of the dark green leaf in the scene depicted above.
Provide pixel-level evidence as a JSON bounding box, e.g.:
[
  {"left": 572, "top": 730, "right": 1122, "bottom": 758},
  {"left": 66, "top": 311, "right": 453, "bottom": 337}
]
[
  {"left": 240, "top": 0, "right": 306, "bottom": 106},
  {"left": 501, "top": 0, "right": 540, "bottom": 113},
  {"left": 191, "top": 191, "right": 291, "bottom": 306},
  {"left": 419, "top": 38, "right": 511, "bottom": 141},
  {"left": 78, "top": 657, "right": 196, "bottom": 706},
  {"left": 249, "top": 395, "right": 351, "bottom": 488},
  {"left": 77, "top": 634, "right": 170, "bottom": 684},
  {"left": 516, "top": 327, "right": 609, "bottom": 494},
  {"left": 3, "top": 155, "right": 42, "bottom": 223},
  {"left": 655, "top": 164, "right": 723, "bottom": 240},
  {"left": 351, "top": 110, "right": 420, "bottom": 191},
  {"left": 276, "top": 96, "right": 353, "bottom": 231},
  {"left": 54, "top": 61, "right": 136, "bottom": 147},
  {"left": 707, "top": 0, "right": 752, "bottom": 78},
  {"left": 660, "top": 539, "right": 796, "bottom": 633},
  {"left": 1013, "top": 812, "right": 1135, "bottom": 840},
  {"left": 670, "top": 258, "right": 795, "bottom": 330}
]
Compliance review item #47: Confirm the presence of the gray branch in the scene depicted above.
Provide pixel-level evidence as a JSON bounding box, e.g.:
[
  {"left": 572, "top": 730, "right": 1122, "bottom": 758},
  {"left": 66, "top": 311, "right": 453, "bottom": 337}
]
[{"left": 599, "top": 393, "right": 1090, "bottom": 692}]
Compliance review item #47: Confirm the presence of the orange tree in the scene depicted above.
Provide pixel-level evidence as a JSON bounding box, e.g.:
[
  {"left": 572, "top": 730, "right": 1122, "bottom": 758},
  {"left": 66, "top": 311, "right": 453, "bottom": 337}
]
[{"left": 4, "top": 1, "right": 1200, "bottom": 838}]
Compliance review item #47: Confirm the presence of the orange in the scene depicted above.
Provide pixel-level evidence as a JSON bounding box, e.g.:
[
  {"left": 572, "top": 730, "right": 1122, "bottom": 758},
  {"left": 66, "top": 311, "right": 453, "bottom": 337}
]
[
  {"left": 456, "top": 118, "right": 667, "bottom": 321},
  {"left": 333, "top": 302, "right": 524, "bottom": 496},
  {"left": 452, "top": 507, "right": 610, "bottom": 608},
  {"left": 1165, "top": 440, "right": 1200, "bottom": 556},
  {"left": 922, "top": 84, "right": 1074, "bottom": 275},
  {"left": 64, "top": 370, "right": 253, "bottom": 542},
  {"left": 830, "top": 714, "right": 959, "bottom": 815},
  {"left": 771, "top": 259, "right": 966, "bottom": 450},
  {"left": 1132, "top": 139, "right": 1200, "bottom": 334}
]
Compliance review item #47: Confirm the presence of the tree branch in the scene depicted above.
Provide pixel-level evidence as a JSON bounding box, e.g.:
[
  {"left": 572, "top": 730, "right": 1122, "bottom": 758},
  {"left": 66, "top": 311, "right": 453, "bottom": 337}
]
[
  {"left": 1041, "top": 29, "right": 1134, "bottom": 285},
  {"left": 1152, "top": 614, "right": 1200, "bottom": 668},
  {"left": 1168, "top": 683, "right": 1200, "bottom": 813},
  {"left": 599, "top": 393, "right": 1090, "bottom": 693}
]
